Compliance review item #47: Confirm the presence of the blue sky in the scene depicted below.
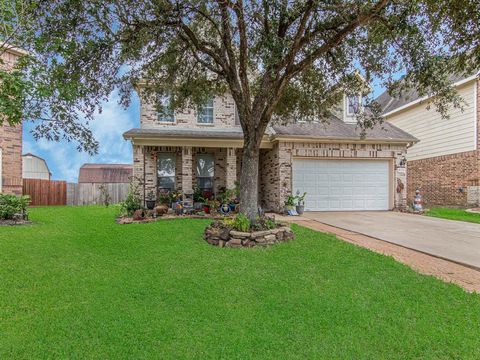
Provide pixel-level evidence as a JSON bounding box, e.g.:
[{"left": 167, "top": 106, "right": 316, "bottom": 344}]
[
  {"left": 22, "top": 93, "right": 140, "bottom": 182},
  {"left": 22, "top": 84, "right": 387, "bottom": 183}
]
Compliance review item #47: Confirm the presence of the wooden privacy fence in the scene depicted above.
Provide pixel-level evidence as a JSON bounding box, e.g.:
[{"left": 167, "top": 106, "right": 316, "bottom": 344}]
[
  {"left": 67, "top": 182, "right": 130, "bottom": 206},
  {"left": 23, "top": 179, "right": 67, "bottom": 206}
]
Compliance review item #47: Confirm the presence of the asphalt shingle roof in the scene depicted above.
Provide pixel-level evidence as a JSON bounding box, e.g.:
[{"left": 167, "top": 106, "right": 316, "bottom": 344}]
[
  {"left": 124, "top": 117, "right": 417, "bottom": 143},
  {"left": 376, "top": 72, "right": 477, "bottom": 115}
]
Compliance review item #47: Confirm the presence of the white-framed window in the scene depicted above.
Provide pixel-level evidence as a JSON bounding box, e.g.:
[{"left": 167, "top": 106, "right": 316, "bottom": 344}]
[
  {"left": 157, "top": 153, "right": 176, "bottom": 190},
  {"left": 347, "top": 95, "right": 361, "bottom": 115},
  {"left": 157, "top": 95, "right": 175, "bottom": 123},
  {"left": 197, "top": 98, "right": 214, "bottom": 124},
  {"left": 196, "top": 153, "right": 215, "bottom": 191}
]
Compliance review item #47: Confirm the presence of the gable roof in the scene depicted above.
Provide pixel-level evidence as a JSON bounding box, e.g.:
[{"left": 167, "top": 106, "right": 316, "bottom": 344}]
[
  {"left": 376, "top": 72, "right": 479, "bottom": 116},
  {"left": 22, "top": 153, "right": 52, "bottom": 176},
  {"left": 124, "top": 116, "right": 417, "bottom": 144},
  {"left": 78, "top": 164, "right": 133, "bottom": 183},
  {"left": 271, "top": 117, "right": 417, "bottom": 143}
]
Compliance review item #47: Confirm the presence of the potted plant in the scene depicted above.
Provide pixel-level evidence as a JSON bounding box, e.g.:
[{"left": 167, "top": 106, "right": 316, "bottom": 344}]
[
  {"left": 284, "top": 195, "right": 296, "bottom": 213},
  {"left": 200, "top": 197, "right": 211, "bottom": 214},
  {"left": 193, "top": 186, "right": 204, "bottom": 210},
  {"left": 295, "top": 192, "right": 307, "bottom": 215},
  {"left": 208, "top": 198, "right": 220, "bottom": 214},
  {"left": 158, "top": 190, "right": 171, "bottom": 206},
  {"left": 169, "top": 191, "right": 181, "bottom": 209},
  {"left": 145, "top": 190, "right": 156, "bottom": 210}
]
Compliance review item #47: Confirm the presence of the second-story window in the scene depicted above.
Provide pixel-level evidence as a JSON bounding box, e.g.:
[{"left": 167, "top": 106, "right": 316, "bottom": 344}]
[
  {"left": 197, "top": 98, "right": 214, "bottom": 124},
  {"left": 347, "top": 95, "right": 361, "bottom": 115},
  {"left": 157, "top": 95, "right": 175, "bottom": 123}
]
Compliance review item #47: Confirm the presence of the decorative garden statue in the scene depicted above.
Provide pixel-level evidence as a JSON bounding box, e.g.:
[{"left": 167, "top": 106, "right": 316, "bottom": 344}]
[{"left": 413, "top": 189, "right": 423, "bottom": 212}]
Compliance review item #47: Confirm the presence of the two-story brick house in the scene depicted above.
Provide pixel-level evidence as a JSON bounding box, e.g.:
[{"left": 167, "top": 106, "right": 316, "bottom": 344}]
[
  {"left": 124, "top": 87, "right": 416, "bottom": 212},
  {"left": 0, "top": 45, "right": 27, "bottom": 195}
]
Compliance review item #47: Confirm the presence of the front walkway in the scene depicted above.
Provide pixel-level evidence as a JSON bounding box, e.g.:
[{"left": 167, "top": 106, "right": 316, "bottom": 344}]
[{"left": 275, "top": 212, "right": 480, "bottom": 293}]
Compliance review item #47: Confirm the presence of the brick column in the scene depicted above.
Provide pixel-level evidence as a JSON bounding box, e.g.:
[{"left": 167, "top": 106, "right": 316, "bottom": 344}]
[
  {"left": 226, "top": 148, "right": 237, "bottom": 189},
  {"left": 181, "top": 146, "right": 193, "bottom": 192}
]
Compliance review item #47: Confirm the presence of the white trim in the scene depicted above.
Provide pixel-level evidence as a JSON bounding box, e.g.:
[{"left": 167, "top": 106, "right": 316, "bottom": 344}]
[
  {"left": 197, "top": 97, "right": 215, "bottom": 125},
  {"left": 383, "top": 74, "right": 480, "bottom": 118},
  {"left": 474, "top": 81, "right": 478, "bottom": 150}
]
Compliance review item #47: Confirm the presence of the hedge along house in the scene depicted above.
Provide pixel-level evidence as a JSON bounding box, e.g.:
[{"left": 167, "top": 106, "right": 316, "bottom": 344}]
[
  {"left": 124, "top": 87, "right": 417, "bottom": 212},
  {"left": 0, "top": 45, "right": 28, "bottom": 195}
]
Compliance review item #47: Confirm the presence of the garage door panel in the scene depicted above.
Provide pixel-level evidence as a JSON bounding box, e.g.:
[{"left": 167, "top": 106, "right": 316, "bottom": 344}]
[{"left": 292, "top": 159, "right": 390, "bottom": 211}]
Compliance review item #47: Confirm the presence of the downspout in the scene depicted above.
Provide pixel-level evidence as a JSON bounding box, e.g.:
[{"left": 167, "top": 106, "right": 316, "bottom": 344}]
[{"left": 143, "top": 146, "right": 146, "bottom": 207}]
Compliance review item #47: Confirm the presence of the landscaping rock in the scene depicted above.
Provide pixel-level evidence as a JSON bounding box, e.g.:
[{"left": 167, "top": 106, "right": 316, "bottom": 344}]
[
  {"left": 207, "top": 238, "right": 219, "bottom": 246},
  {"left": 229, "top": 238, "right": 242, "bottom": 246},
  {"left": 230, "top": 230, "right": 251, "bottom": 238},
  {"left": 251, "top": 230, "right": 271, "bottom": 238},
  {"left": 265, "top": 234, "right": 276, "bottom": 243},
  {"left": 204, "top": 221, "right": 294, "bottom": 248}
]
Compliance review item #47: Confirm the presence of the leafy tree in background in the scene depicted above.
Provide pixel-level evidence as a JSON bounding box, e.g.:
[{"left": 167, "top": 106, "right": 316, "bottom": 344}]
[{"left": 1, "top": 0, "right": 479, "bottom": 220}]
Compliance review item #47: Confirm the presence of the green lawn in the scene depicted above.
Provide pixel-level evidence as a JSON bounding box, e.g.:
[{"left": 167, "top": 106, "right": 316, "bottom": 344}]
[
  {"left": 426, "top": 207, "right": 480, "bottom": 224},
  {"left": 1, "top": 206, "right": 479, "bottom": 359}
]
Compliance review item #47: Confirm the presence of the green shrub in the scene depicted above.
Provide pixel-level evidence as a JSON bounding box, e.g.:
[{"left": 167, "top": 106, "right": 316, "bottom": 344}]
[
  {"left": 119, "top": 182, "right": 142, "bottom": 216},
  {"left": 0, "top": 194, "right": 30, "bottom": 220},
  {"left": 233, "top": 213, "right": 251, "bottom": 232}
]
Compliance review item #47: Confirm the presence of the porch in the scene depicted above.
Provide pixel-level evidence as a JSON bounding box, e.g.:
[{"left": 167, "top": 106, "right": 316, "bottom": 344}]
[{"left": 133, "top": 145, "right": 243, "bottom": 201}]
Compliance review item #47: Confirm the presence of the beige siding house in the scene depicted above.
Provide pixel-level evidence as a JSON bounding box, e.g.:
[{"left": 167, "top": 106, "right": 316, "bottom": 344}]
[
  {"left": 378, "top": 73, "right": 480, "bottom": 206},
  {"left": 124, "top": 89, "right": 416, "bottom": 212}
]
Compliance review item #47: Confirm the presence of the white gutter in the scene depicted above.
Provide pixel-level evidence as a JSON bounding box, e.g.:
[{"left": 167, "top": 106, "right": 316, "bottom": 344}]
[{"left": 383, "top": 73, "right": 480, "bottom": 118}]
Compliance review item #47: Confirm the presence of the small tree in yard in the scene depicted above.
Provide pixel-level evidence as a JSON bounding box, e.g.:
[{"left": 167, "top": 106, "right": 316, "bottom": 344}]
[{"left": 1, "top": 1, "right": 480, "bottom": 221}]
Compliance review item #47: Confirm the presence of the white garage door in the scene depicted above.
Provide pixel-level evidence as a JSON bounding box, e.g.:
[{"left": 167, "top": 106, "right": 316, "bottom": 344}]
[{"left": 292, "top": 159, "right": 390, "bottom": 211}]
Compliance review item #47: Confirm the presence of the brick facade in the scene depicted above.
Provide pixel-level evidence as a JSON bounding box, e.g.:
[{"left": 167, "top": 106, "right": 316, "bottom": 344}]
[
  {"left": 0, "top": 49, "right": 23, "bottom": 195},
  {"left": 130, "top": 85, "right": 410, "bottom": 211},
  {"left": 133, "top": 145, "right": 239, "bottom": 202},
  {"left": 405, "top": 80, "right": 480, "bottom": 208},
  {"left": 139, "top": 91, "right": 238, "bottom": 129},
  {"left": 407, "top": 150, "right": 480, "bottom": 207}
]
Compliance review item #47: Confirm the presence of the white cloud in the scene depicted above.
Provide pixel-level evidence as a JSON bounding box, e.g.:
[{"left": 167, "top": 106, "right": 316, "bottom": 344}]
[{"left": 24, "top": 92, "right": 139, "bottom": 182}]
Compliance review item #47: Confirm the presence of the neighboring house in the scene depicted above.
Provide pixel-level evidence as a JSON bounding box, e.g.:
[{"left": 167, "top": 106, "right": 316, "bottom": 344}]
[
  {"left": 0, "top": 45, "right": 27, "bottom": 195},
  {"left": 78, "top": 164, "right": 133, "bottom": 183},
  {"left": 377, "top": 72, "right": 480, "bottom": 207},
  {"left": 22, "top": 153, "right": 51, "bottom": 180},
  {"left": 124, "top": 90, "right": 416, "bottom": 212}
]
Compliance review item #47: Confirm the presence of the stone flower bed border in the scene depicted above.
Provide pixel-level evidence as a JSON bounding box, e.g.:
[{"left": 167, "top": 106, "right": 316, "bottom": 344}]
[
  {"left": 204, "top": 223, "right": 294, "bottom": 248},
  {"left": 0, "top": 219, "right": 32, "bottom": 226}
]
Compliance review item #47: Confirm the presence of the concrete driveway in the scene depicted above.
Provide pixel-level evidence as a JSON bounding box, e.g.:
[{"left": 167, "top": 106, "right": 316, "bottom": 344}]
[{"left": 303, "top": 211, "right": 480, "bottom": 270}]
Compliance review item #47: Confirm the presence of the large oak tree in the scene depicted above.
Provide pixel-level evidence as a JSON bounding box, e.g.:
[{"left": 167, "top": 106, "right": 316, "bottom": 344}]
[{"left": 1, "top": 0, "right": 480, "bottom": 219}]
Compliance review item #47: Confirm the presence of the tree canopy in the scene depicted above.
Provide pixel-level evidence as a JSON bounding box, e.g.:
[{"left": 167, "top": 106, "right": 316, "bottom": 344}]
[
  {"left": 1, "top": 0, "right": 479, "bottom": 150},
  {"left": 1, "top": 0, "right": 480, "bottom": 218}
]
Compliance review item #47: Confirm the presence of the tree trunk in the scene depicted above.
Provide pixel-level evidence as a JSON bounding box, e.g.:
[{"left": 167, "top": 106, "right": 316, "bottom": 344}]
[{"left": 239, "top": 139, "right": 261, "bottom": 222}]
